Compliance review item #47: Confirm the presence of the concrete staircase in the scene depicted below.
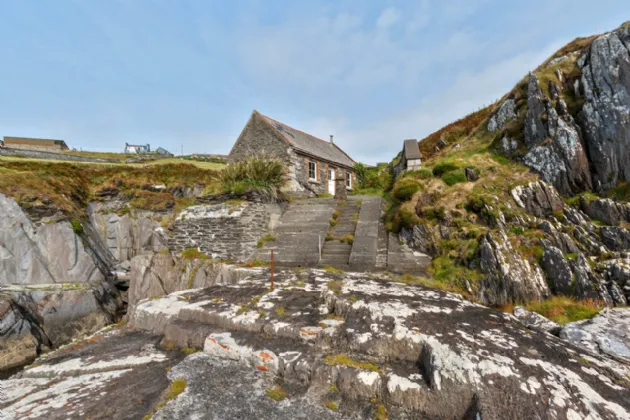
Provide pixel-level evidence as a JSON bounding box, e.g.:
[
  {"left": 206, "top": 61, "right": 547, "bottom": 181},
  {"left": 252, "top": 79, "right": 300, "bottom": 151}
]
[
  {"left": 318, "top": 198, "right": 362, "bottom": 270},
  {"left": 255, "top": 198, "right": 336, "bottom": 267},
  {"left": 255, "top": 195, "right": 430, "bottom": 274}
]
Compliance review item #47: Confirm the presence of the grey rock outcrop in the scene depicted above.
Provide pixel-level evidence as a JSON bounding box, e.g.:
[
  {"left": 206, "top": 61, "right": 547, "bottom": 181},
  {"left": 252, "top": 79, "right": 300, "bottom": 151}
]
[
  {"left": 602, "top": 258, "right": 630, "bottom": 301},
  {"left": 522, "top": 75, "right": 592, "bottom": 195},
  {"left": 578, "top": 25, "right": 630, "bottom": 192},
  {"left": 0, "top": 283, "right": 121, "bottom": 373},
  {"left": 572, "top": 254, "right": 612, "bottom": 305},
  {"left": 601, "top": 226, "right": 630, "bottom": 251},
  {"left": 487, "top": 98, "right": 516, "bottom": 132},
  {"left": 540, "top": 240, "right": 573, "bottom": 295},
  {"left": 581, "top": 198, "right": 630, "bottom": 226},
  {"left": 513, "top": 306, "right": 561, "bottom": 335},
  {"left": 560, "top": 307, "right": 630, "bottom": 362},
  {"left": 0, "top": 194, "right": 106, "bottom": 286},
  {"left": 127, "top": 252, "right": 254, "bottom": 315},
  {"left": 89, "top": 201, "right": 169, "bottom": 263},
  {"left": 511, "top": 180, "right": 565, "bottom": 217},
  {"left": 478, "top": 231, "right": 550, "bottom": 305}
]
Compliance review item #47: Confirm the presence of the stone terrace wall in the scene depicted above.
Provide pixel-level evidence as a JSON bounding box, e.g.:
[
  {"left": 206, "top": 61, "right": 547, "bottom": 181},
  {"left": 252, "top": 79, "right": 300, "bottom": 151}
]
[
  {"left": 0, "top": 147, "right": 118, "bottom": 163},
  {"left": 168, "top": 202, "right": 283, "bottom": 261}
]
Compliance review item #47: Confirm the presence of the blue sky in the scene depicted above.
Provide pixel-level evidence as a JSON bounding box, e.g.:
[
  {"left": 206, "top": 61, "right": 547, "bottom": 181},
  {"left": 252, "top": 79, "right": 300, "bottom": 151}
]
[{"left": 0, "top": 1, "right": 627, "bottom": 163}]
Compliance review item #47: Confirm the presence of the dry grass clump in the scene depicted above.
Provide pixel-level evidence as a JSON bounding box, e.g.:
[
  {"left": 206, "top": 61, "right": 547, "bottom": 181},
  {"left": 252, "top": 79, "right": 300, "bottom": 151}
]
[
  {"left": 218, "top": 154, "right": 286, "bottom": 198},
  {"left": 501, "top": 296, "right": 603, "bottom": 325}
]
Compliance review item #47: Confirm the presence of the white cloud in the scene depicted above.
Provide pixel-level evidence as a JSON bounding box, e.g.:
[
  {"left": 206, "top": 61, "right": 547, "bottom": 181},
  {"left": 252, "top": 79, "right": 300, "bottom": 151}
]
[{"left": 376, "top": 8, "right": 402, "bottom": 29}]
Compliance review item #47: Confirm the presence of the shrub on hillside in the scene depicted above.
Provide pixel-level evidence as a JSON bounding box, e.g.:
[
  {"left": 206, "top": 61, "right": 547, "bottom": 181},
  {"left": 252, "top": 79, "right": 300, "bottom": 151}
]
[
  {"left": 393, "top": 179, "right": 420, "bottom": 201},
  {"left": 441, "top": 170, "right": 467, "bottom": 186},
  {"left": 219, "top": 155, "right": 286, "bottom": 198},
  {"left": 432, "top": 162, "right": 458, "bottom": 177}
]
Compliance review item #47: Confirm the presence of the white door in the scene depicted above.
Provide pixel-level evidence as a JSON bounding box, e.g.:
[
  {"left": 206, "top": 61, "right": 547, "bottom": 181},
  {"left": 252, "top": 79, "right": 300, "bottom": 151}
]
[{"left": 328, "top": 168, "right": 335, "bottom": 195}]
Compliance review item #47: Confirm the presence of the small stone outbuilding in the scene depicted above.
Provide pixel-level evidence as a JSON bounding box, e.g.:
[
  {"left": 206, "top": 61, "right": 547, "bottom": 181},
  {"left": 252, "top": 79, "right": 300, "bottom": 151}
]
[
  {"left": 229, "top": 110, "right": 356, "bottom": 196},
  {"left": 2, "top": 136, "right": 69, "bottom": 152},
  {"left": 401, "top": 139, "right": 422, "bottom": 171}
]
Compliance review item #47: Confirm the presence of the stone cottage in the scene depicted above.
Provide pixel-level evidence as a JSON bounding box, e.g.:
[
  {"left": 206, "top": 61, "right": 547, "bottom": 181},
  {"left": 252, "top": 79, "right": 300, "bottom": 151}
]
[
  {"left": 229, "top": 110, "right": 356, "bottom": 195},
  {"left": 401, "top": 139, "right": 422, "bottom": 171}
]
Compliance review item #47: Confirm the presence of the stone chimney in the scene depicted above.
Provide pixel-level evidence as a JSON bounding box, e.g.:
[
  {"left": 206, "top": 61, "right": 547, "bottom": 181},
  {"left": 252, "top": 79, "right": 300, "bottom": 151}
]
[{"left": 330, "top": 135, "right": 334, "bottom": 144}]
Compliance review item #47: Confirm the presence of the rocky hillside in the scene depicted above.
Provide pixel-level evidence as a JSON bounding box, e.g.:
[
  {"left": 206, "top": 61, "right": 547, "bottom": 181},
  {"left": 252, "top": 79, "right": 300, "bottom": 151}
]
[{"left": 387, "top": 21, "right": 630, "bottom": 315}]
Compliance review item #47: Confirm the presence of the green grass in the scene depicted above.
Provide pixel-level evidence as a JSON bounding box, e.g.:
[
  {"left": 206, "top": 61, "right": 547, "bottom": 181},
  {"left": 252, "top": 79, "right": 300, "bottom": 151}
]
[
  {"left": 326, "top": 280, "right": 343, "bottom": 295},
  {"left": 323, "top": 354, "right": 381, "bottom": 372},
  {"left": 70, "top": 219, "right": 84, "bottom": 235},
  {"left": 441, "top": 170, "right": 467, "bottom": 186},
  {"left": 325, "top": 401, "right": 339, "bottom": 411},
  {"left": 266, "top": 385, "right": 288, "bottom": 401},
  {"left": 392, "top": 178, "right": 420, "bottom": 201},
  {"left": 375, "top": 404, "right": 388, "bottom": 420},
  {"left": 218, "top": 154, "right": 285, "bottom": 197},
  {"left": 180, "top": 248, "right": 209, "bottom": 261},
  {"left": 274, "top": 307, "right": 287, "bottom": 318},
  {"left": 256, "top": 234, "right": 277, "bottom": 248},
  {"left": 323, "top": 266, "right": 345, "bottom": 275},
  {"left": 501, "top": 296, "right": 603, "bottom": 325}
]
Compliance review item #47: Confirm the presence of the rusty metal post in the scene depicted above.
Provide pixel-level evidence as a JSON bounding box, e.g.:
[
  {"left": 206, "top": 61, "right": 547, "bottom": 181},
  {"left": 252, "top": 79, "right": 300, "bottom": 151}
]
[{"left": 270, "top": 249, "right": 275, "bottom": 290}]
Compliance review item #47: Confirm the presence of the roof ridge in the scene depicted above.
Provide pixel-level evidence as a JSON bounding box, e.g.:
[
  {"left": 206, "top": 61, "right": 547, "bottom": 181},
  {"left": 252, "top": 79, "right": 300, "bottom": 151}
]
[{"left": 260, "top": 113, "right": 334, "bottom": 146}]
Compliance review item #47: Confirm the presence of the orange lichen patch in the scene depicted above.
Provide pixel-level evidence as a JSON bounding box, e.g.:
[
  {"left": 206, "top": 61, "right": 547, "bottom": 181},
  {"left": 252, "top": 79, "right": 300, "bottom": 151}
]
[
  {"left": 300, "top": 327, "right": 320, "bottom": 337},
  {"left": 219, "top": 343, "right": 231, "bottom": 350},
  {"left": 257, "top": 365, "right": 269, "bottom": 372},
  {"left": 259, "top": 352, "right": 274, "bottom": 362}
]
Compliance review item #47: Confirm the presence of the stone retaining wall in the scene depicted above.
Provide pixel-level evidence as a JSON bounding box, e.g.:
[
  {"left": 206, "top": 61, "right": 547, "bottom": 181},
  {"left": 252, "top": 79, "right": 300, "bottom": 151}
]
[{"left": 168, "top": 202, "right": 282, "bottom": 261}]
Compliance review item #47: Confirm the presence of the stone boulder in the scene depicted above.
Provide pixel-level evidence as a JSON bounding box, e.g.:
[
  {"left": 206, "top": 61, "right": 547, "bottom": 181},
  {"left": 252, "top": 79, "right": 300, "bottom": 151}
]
[
  {"left": 572, "top": 254, "right": 613, "bottom": 305},
  {"left": 581, "top": 198, "right": 630, "bottom": 226},
  {"left": 602, "top": 258, "right": 630, "bottom": 302},
  {"left": 513, "top": 306, "right": 561, "bottom": 335},
  {"left": 478, "top": 231, "right": 550, "bottom": 305},
  {"left": 540, "top": 240, "right": 573, "bottom": 295},
  {"left": 0, "top": 283, "right": 121, "bottom": 374},
  {"left": 560, "top": 308, "right": 630, "bottom": 362},
  {"left": 511, "top": 181, "right": 565, "bottom": 218},
  {"left": 601, "top": 226, "right": 630, "bottom": 251}
]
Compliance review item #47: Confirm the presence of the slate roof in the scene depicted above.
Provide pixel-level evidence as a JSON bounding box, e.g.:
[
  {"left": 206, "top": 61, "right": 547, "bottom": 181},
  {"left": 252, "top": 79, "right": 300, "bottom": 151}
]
[
  {"left": 259, "top": 112, "right": 355, "bottom": 168},
  {"left": 403, "top": 139, "right": 421, "bottom": 160}
]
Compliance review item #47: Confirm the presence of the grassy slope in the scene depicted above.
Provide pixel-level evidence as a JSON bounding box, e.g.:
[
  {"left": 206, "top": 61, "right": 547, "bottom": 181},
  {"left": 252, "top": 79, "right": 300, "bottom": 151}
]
[
  {"left": 0, "top": 158, "right": 221, "bottom": 219},
  {"left": 1, "top": 155, "right": 226, "bottom": 171}
]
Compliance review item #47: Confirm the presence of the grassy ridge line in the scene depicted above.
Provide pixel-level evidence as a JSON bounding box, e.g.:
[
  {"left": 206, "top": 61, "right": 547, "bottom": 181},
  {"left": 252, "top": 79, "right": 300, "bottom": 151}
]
[{"left": 0, "top": 155, "right": 225, "bottom": 171}]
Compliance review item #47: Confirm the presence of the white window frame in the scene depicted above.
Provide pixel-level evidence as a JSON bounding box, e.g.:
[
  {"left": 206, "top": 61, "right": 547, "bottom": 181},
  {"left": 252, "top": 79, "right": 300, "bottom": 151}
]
[
  {"left": 308, "top": 161, "right": 317, "bottom": 180},
  {"left": 346, "top": 171, "right": 352, "bottom": 189}
]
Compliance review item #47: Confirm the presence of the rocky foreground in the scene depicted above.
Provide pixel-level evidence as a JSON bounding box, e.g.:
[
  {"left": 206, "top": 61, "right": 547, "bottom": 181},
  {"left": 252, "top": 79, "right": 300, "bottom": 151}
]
[{"left": 3, "top": 267, "right": 629, "bottom": 419}]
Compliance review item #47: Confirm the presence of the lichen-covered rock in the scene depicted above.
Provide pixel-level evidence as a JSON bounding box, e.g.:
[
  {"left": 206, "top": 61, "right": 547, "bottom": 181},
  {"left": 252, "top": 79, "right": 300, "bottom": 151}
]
[
  {"left": 478, "top": 231, "right": 550, "bottom": 305},
  {"left": 572, "top": 254, "right": 613, "bottom": 305},
  {"left": 601, "top": 226, "right": 630, "bottom": 251},
  {"left": 125, "top": 267, "right": 630, "bottom": 419},
  {"left": 581, "top": 198, "right": 630, "bottom": 226},
  {"left": 487, "top": 98, "right": 516, "bottom": 132},
  {"left": 578, "top": 25, "right": 630, "bottom": 192},
  {"left": 513, "top": 306, "right": 561, "bottom": 335},
  {"left": 511, "top": 180, "right": 565, "bottom": 217},
  {"left": 560, "top": 308, "right": 630, "bottom": 362},
  {"left": 522, "top": 75, "right": 593, "bottom": 195},
  {"left": 540, "top": 240, "right": 573, "bottom": 295},
  {"left": 127, "top": 253, "right": 254, "bottom": 315},
  {"left": 603, "top": 258, "right": 630, "bottom": 301}
]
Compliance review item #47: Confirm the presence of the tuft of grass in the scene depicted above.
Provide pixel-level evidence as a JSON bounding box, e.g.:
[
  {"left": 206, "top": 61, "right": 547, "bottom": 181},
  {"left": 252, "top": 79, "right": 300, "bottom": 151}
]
[
  {"left": 181, "top": 347, "right": 199, "bottom": 355},
  {"left": 432, "top": 162, "right": 459, "bottom": 177},
  {"left": 165, "top": 378, "right": 187, "bottom": 401},
  {"left": 266, "top": 385, "right": 288, "bottom": 401},
  {"left": 323, "top": 266, "right": 345, "bottom": 275},
  {"left": 339, "top": 234, "right": 354, "bottom": 245},
  {"left": 256, "top": 233, "right": 277, "bottom": 248},
  {"left": 323, "top": 354, "right": 381, "bottom": 372},
  {"left": 329, "top": 384, "right": 339, "bottom": 393},
  {"left": 525, "top": 297, "right": 603, "bottom": 325},
  {"left": 327, "top": 280, "right": 343, "bottom": 295},
  {"left": 440, "top": 170, "right": 467, "bottom": 186},
  {"left": 275, "top": 307, "right": 287, "bottom": 318},
  {"left": 236, "top": 304, "right": 251, "bottom": 316},
  {"left": 180, "top": 248, "right": 209, "bottom": 261},
  {"left": 375, "top": 404, "right": 388, "bottom": 420},
  {"left": 70, "top": 219, "right": 84, "bottom": 235},
  {"left": 392, "top": 178, "right": 420, "bottom": 201},
  {"left": 218, "top": 154, "right": 286, "bottom": 198},
  {"left": 325, "top": 401, "right": 339, "bottom": 411}
]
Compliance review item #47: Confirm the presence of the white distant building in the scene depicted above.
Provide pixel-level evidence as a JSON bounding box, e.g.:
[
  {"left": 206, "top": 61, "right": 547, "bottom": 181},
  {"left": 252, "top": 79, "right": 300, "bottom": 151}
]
[{"left": 125, "top": 143, "right": 151, "bottom": 154}]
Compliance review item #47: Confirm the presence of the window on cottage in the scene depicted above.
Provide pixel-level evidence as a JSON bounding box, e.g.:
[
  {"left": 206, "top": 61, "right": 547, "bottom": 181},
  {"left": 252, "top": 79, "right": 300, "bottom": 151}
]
[
  {"left": 346, "top": 171, "right": 352, "bottom": 188},
  {"left": 309, "top": 161, "right": 316, "bottom": 180}
]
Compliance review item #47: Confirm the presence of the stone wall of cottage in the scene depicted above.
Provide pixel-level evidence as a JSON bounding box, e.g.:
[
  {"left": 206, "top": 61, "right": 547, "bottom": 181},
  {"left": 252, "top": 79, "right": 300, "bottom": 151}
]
[{"left": 228, "top": 112, "right": 291, "bottom": 164}]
